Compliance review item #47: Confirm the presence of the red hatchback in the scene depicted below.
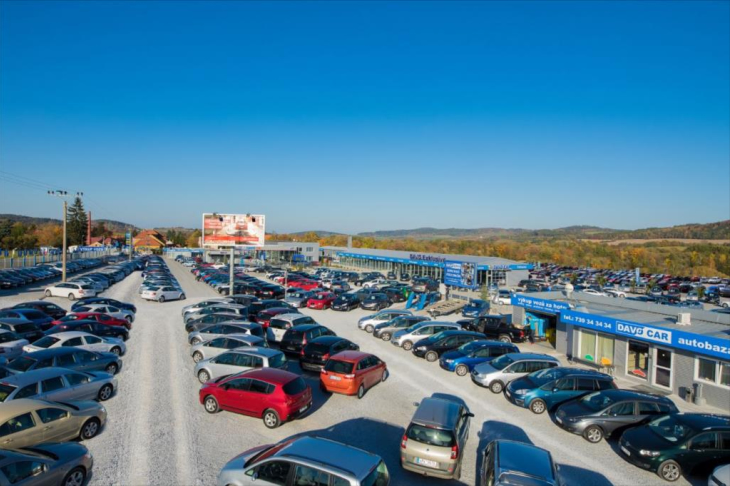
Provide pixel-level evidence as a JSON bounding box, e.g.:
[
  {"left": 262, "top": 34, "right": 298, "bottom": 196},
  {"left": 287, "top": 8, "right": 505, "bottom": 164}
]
[
  {"left": 320, "top": 351, "right": 388, "bottom": 399},
  {"left": 307, "top": 292, "right": 336, "bottom": 310},
  {"left": 289, "top": 280, "right": 320, "bottom": 291},
  {"left": 200, "top": 368, "right": 312, "bottom": 428},
  {"left": 52, "top": 312, "right": 131, "bottom": 330}
]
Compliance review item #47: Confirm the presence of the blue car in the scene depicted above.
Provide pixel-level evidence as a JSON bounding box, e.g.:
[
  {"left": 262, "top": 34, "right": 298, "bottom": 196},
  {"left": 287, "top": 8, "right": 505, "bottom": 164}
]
[
  {"left": 505, "top": 367, "right": 616, "bottom": 414},
  {"left": 462, "top": 299, "right": 490, "bottom": 318},
  {"left": 439, "top": 340, "right": 518, "bottom": 376},
  {"left": 0, "top": 308, "right": 54, "bottom": 331}
]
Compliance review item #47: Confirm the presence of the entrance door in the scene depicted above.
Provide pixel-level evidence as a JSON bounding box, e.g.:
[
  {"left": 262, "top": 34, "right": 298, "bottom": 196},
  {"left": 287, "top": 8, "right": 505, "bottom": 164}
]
[{"left": 653, "top": 347, "right": 673, "bottom": 389}]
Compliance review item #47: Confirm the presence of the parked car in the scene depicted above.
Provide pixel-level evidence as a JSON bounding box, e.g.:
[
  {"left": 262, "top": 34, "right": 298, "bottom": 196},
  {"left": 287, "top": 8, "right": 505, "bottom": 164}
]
[
  {"left": 190, "top": 334, "right": 267, "bottom": 363},
  {"left": 0, "top": 319, "right": 44, "bottom": 343},
  {"left": 6, "top": 347, "right": 121, "bottom": 376},
  {"left": 181, "top": 299, "right": 232, "bottom": 317},
  {"left": 439, "top": 341, "right": 519, "bottom": 376},
  {"left": 216, "top": 436, "right": 389, "bottom": 486},
  {"left": 73, "top": 297, "right": 136, "bottom": 313},
  {"left": 332, "top": 293, "right": 362, "bottom": 311},
  {"left": 462, "top": 299, "right": 490, "bottom": 318},
  {"left": 373, "top": 315, "right": 431, "bottom": 341},
  {"left": 0, "top": 309, "right": 54, "bottom": 331},
  {"left": 0, "top": 367, "right": 117, "bottom": 402},
  {"left": 471, "top": 353, "right": 560, "bottom": 393},
  {"left": 391, "top": 322, "right": 461, "bottom": 351},
  {"left": 401, "top": 395, "right": 473, "bottom": 480},
  {"left": 255, "top": 307, "right": 294, "bottom": 328},
  {"left": 306, "top": 292, "right": 337, "bottom": 310},
  {"left": 411, "top": 277, "right": 439, "bottom": 293},
  {"left": 200, "top": 368, "right": 312, "bottom": 429},
  {"left": 0, "top": 443, "right": 94, "bottom": 486},
  {"left": 555, "top": 389, "right": 679, "bottom": 443},
  {"left": 479, "top": 439, "right": 562, "bottom": 486},
  {"left": 184, "top": 313, "right": 248, "bottom": 333},
  {"left": 504, "top": 367, "right": 616, "bottom": 414},
  {"left": 45, "top": 319, "right": 130, "bottom": 342},
  {"left": 320, "top": 351, "right": 387, "bottom": 398},
  {"left": 360, "top": 293, "right": 391, "bottom": 311},
  {"left": 494, "top": 290, "right": 512, "bottom": 305},
  {"left": 358, "top": 310, "right": 414, "bottom": 333},
  {"left": 188, "top": 322, "right": 265, "bottom": 346},
  {"left": 412, "top": 330, "right": 485, "bottom": 362},
  {"left": 141, "top": 285, "right": 185, "bottom": 302},
  {"left": 458, "top": 315, "right": 531, "bottom": 343},
  {"left": 0, "top": 398, "right": 106, "bottom": 448},
  {"left": 185, "top": 304, "right": 247, "bottom": 323},
  {"left": 53, "top": 312, "right": 131, "bottom": 330},
  {"left": 279, "top": 325, "right": 335, "bottom": 356},
  {"left": 283, "top": 290, "right": 315, "bottom": 308},
  {"left": 620, "top": 413, "right": 730, "bottom": 482},
  {"left": 195, "top": 347, "right": 287, "bottom": 383},
  {"left": 10, "top": 301, "right": 67, "bottom": 320},
  {"left": 71, "top": 303, "right": 135, "bottom": 323},
  {"left": 300, "top": 336, "right": 359, "bottom": 372},
  {"left": 266, "top": 314, "right": 316, "bottom": 344},
  {"left": 23, "top": 331, "right": 126, "bottom": 356},
  {"left": 0, "top": 330, "right": 29, "bottom": 361},
  {"left": 44, "top": 282, "right": 97, "bottom": 300}
]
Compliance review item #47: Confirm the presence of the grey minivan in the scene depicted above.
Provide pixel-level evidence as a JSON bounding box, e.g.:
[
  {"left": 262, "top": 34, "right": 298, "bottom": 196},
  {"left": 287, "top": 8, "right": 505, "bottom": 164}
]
[
  {"left": 194, "top": 347, "right": 287, "bottom": 383},
  {"left": 471, "top": 353, "right": 560, "bottom": 393},
  {"left": 0, "top": 367, "right": 117, "bottom": 402}
]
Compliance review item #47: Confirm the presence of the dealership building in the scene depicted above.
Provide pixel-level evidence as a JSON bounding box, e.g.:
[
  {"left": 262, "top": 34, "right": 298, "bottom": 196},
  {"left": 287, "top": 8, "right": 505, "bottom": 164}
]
[
  {"left": 320, "top": 247, "right": 532, "bottom": 287},
  {"left": 510, "top": 291, "right": 730, "bottom": 410},
  {"left": 166, "top": 242, "right": 320, "bottom": 264}
]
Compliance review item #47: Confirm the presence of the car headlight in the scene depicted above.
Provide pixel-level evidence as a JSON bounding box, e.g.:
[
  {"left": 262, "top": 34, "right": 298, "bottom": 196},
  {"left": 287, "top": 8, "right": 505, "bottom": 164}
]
[
  {"left": 639, "top": 450, "right": 660, "bottom": 457},
  {"left": 416, "top": 346, "right": 427, "bottom": 351},
  {"left": 513, "top": 389, "right": 527, "bottom": 396}
]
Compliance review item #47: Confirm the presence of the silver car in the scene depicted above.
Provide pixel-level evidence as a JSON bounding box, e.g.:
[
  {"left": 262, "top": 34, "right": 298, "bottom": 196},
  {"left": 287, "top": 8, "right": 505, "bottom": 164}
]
[
  {"left": 0, "top": 443, "right": 94, "bottom": 486},
  {"left": 358, "top": 310, "right": 412, "bottom": 332},
  {"left": 181, "top": 299, "right": 232, "bottom": 316},
  {"left": 284, "top": 290, "right": 315, "bottom": 308},
  {"left": 184, "top": 304, "right": 248, "bottom": 323},
  {"left": 188, "top": 322, "right": 265, "bottom": 346},
  {"left": 391, "top": 322, "right": 461, "bottom": 350},
  {"left": 23, "top": 331, "right": 126, "bottom": 356},
  {"left": 194, "top": 347, "right": 287, "bottom": 383},
  {"left": 0, "top": 329, "right": 29, "bottom": 361},
  {"left": 0, "top": 367, "right": 117, "bottom": 402},
  {"left": 190, "top": 334, "right": 267, "bottom": 363},
  {"left": 266, "top": 313, "right": 316, "bottom": 343},
  {"left": 471, "top": 353, "right": 561, "bottom": 393},
  {"left": 72, "top": 303, "right": 135, "bottom": 323}
]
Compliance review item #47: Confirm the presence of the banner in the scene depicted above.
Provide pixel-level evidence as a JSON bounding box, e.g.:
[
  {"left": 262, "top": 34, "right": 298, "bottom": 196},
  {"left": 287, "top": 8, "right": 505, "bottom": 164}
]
[
  {"left": 444, "top": 261, "right": 478, "bottom": 289},
  {"left": 511, "top": 294, "right": 572, "bottom": 314},
  {"left": 202, "top": 213, "right": 265, "bottom": 247}
]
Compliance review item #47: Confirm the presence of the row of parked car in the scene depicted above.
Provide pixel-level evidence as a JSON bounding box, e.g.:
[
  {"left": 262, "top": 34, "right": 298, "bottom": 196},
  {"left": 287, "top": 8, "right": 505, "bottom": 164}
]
[
  {"left": 0, "top": 258, "right": 147, "bottom": 486},
  {"left": 0, "top": 258, "right": 106, "bottom": 290},
  {"left": 139, "top": 257, "right": 186, "bottom": 302},
  {"left": 42, "top": 259, "right": 141, "bottom": 301}
]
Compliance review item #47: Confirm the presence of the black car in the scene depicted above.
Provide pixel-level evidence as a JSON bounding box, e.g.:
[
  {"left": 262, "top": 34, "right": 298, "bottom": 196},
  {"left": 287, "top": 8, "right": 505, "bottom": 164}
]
[
  {"left": 255, "top": 284, "right": 285, "bottom": 299},
  {"left": 380, "top": 287, "right": 407, "bottom": 303},
  {"left": 555, "top": 389, "right": 678, "bottom": 444},
  {"left": 45, "top": 319, "right": 130, "bottom": 341},
  {"left": 73, "top": 297, "right": 137, "bottom": 314},
  {"left": 246, "top": 300, "right": 293, "bottom": 321},
  {"left": 387, "top": 272, "right": 397, "bottom": 280},
  {"left": 0, "top": 318, "right": 44, "bottom": 342},
  {"left": 279, "top": 324, "right": 335, "bottom": 356},
  {"left": 10, "top": 301, "right": 67, "bottom": 320},
  {"left": 300, "top": 336, "right": 359, "bottom": 372},
  {"left": 458, "top": 315, "right": 531, "bottom": 343},
  {"left": 411, "top": 330, "right": 484, "bottom": 361},
  {"left": 399, "top": 273, "right": 411, "bottom": 282},
  {"left": 359, "top": 293, "right": 391, "bottom": 311},
  {"left": 331, "top": 293, "right": 361, "bottom": 312}
]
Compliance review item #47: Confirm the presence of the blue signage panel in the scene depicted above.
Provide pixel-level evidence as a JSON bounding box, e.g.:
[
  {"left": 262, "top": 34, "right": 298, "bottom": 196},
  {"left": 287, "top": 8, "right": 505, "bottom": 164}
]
[
  {"left": 561, "top": 310, "right": 730, "bottom": 361},
  {"left": 444, "top": 260, "right": 478, "bottom": 289},
  {"left": 511, "top": 295, "right": 571, "bottom": 314}
]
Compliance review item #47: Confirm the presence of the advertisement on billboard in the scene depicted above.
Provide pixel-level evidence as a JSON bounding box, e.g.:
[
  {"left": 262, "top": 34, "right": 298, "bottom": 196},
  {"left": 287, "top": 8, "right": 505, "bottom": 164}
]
[
  {"left": 202, "top": 213, "right": 265, "bottom": 247},
  {"left": 444, "top": 260, "right": 478, "bottom": 289}
]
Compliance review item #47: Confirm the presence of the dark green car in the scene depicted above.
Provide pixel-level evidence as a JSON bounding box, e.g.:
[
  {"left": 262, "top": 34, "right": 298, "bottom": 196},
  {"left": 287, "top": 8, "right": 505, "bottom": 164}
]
[{"left": 619, "top": 413, "right": 730, "bottom": 481}]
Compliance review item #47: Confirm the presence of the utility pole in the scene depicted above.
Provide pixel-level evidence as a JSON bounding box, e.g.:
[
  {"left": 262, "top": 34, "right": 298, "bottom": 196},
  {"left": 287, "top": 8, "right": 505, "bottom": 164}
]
[
  {"left": 229, "top": 246, "right": 235, "bottom": 295},
  {"left": 48, "top": 190, "right": 83, "bottom": 283}
]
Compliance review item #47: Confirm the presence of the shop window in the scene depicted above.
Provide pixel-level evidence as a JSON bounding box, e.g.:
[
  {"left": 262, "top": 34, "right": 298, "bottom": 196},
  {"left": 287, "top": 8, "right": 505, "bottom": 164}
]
[
  {"left": 579, "top": 331, "right": 596, "bottom": 361},
  {"left": 578, "top": 330, "right": 614, "bottom": 365},
  {"left": 695, "top": 358, "right": 730, "bottom": 388},
  {"left": 627, "top": 341, "right": 649, "bottom": 380}
]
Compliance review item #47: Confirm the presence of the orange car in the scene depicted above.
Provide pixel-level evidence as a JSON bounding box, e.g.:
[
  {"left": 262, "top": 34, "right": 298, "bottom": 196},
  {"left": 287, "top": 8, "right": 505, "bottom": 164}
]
[{"left": 320, "top": 351, "right": 388, "bottom": 399}]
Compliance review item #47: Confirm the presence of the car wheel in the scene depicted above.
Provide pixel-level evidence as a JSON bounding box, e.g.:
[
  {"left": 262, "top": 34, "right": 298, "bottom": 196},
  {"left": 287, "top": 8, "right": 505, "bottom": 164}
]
[
  {"left": 98, "top": 384, "right": 113, "bottom": 401},
  {"left": 657, "top": 460, "right": 681, "bottom": 482},
  {"left": 126, "top": 315, "right": 133, "bottom": 324},
  {"left": 357, "top": 384, "right": 365, "bottom": 399},
  {"left": 529, "top": 399, "right": 547, "bottom": 414},
  {"left": 180, "top": 293, "right": 186, "bottom": 300},
  {"left": 198, "top": 370, "right": 210, "bottom": 383},
  {"left": 455, "top": 365, "right": 469, "bottom": 376},
  {"left": 192, "top": 351, "right": 204, "bottom": 363},
  {"left": 159, "top": 295, "right": 165, "bottom": 303},
  {"left": 489, "top": 381, "right": 504, "bottom": 394},
  {"left": 80, "top": 417, "right": 101, "bottom": 440},
  {"left": 62, "top": 467, "right": 86, "bottom": 486},
  {"left": 498, "top": 334, "right": 511, "bottom": 343},
  {"left": 44, "top": 290, "right": 52, "bottom": 297},
  {"left": 68, "top": 293, "right": 76, "bottom": 301},
  {"left": 582, "top": 425, "right": 604, "bottom": 443},
  {"left": 425, "top": 351, "right": 438, "bottom": 362},
  {"left": 402, "top": 341, "right": 413, "bottom": 351},
  {"left": 365, "top": 324, "right": 374, "bottom": 333},
  {"left": 110, "top": 347, "right": 122, "bottom": 356},
  {"left": 263, "top": 409, "right": 280, "bottom": 429},
  {"left": 105, "top": 363, "right": 118, "bottom": 375},
  {"left": 204, "top": 395, "right": 219, "bottom": 413},
  {"left": 381, "top": 332, "right": 391, "bottom": 341},
  {"left": 381, "top": 369, "right": 389, "bottom": 382},
  {"left": 191, "top": 337, "right": 202, "bottom": 346}
]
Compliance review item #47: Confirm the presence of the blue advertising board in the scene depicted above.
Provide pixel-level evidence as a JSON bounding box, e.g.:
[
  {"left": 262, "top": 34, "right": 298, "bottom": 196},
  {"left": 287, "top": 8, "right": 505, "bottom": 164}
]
[
  {"left": 511, "top": 295, "right": 571, "bottom": 314},
  {"left": 444, "top": 260, "right": 478, "bottom": 289},
  {"left": 561, "top": 310, "right": 730, "bottom": 361}
]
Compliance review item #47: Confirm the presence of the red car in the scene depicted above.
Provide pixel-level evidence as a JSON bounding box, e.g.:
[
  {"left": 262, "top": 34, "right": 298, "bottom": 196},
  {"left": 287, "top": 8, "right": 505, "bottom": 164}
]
[
  {"left": 52, "top": 312, "right": 131, "bottom": 330},
  {"left": 255, "top": 307, "right": 293, "bottom": 328},
  {"left": 288, "top": 280, "right": 320, "bottom": 291},
  {"left": 199, "top": 368, "right": 312, "bottom": 428},
  {"left": 307, "top": 292, "right": 336, "bottom": 310}
]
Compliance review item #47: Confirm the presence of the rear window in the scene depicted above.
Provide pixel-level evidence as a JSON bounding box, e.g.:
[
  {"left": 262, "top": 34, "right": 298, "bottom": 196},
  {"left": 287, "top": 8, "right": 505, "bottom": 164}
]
[
  {"left": 285, "top": 330, "right": 304, "bottom": 340},
  {"left": 268, "top": 353, "right": 287, "bottom": 369},
  {"left": 306, "top": 342, "right": 332, "bottom": 354},
  {"left": 0, "top": 384, "right": 16, "bottom": 402},
  {"left": 282, "top": 377, "right": 307, "bottom": 396},
  {"left": 406, "top": 424, "right": 456, "bottom": 447},
  {"left": 362, "top": 460, "right": 389, "bottom": 486},
  {"left": 21, "top": 310, "right": 45, "bottom": 319},
  {"left": 0, "top": 333, "right": 19, "bottom": 344},
  {"left": 324, "top": 359, "right": 354, "bottom": 375},
  {"left": 14, "top": 323, "right": 37, "bottom": 334},
  {"left": 29, "top": 336, "right": 60, "bottom": 349}
]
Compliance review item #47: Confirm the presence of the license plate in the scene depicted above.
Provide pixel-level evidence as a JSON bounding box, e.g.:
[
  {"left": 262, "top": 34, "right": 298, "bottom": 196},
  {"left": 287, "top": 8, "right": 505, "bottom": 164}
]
[
  {"left": 329, "top": 376, "right": 341, "bottom": 381},
  {"left": 415, "top": 457, "right": 439, "bottom": 468},
  {"left": 621, "top": 446, "right": 631, "bottom": 457},
  {"left": 299, "top": 405, "right": 308, "bottom": 413}
]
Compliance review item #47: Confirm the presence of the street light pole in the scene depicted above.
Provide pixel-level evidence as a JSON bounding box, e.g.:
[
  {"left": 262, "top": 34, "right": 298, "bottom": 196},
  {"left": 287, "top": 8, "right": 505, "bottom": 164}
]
[
  {"left": 229, "top": 246, "right": 235, "bottom": 296},
  {"left": 48, "top": 190, "right": 83, "bottom": 283}
]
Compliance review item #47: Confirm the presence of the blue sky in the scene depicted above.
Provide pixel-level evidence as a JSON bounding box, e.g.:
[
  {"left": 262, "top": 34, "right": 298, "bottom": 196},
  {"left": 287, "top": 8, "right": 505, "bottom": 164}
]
[{"left": 1, "top": 1, "right": 728, "bottom": 234}]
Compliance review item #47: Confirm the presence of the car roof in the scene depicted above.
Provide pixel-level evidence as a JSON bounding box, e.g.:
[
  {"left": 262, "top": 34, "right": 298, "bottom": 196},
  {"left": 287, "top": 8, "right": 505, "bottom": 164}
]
[
  {"left": 503, "top": 353, "right": 560, "bottom": 361},
  {"left": 290, "top": 324, "right": 322, "bottom": 331},
  {"left": 436, "top": 330, "right": 483, "bottom": 337},
  {"left": 239, "top": 367, "right": 298, "bottom": 384},
  {"left": 310, "top": 335, "right": 346, "bottom": 345},
  {"left": 469, "top": 340, "right": 515, "bottom": 348},
  {"left": 547, "top": 367, "right": 613, "bottom": 379},
  {"left": 0, "top": 398, "right": 62, "bottom": 416},
  {"left": 19, "top": 347, "right": 79, "bottom": 359},
  {"left": 0, "top": 367, "right": 73, "bottom": 385},
  {"left": 330, "top": 351, "right": 371, "bottom": 363},
  {"left": 592, "top": 389, "right": 675, "bottom": 403},
  {"left": 277, "top": 436, "right": 380, "bottom": 479},
  {"left": 411, "top": 397, "right": 462, "bottom": 430},
  {"left": 676, "top": 413, "right": 730, "bottom": 430},
  {"left": 228, "top": 347, "right": 281, "bottom": 358},
  {"left": 225, "top": 334, "right": 264, "bottom": 342},
  {"left": 495, "top": 440, "right": 555, "bottom": 480},
  {"left": 48, "top": 331, "right": 94, "bottom": 339},
  {"left": 273, "top": 313, "right": 307, "bottom": 321}
]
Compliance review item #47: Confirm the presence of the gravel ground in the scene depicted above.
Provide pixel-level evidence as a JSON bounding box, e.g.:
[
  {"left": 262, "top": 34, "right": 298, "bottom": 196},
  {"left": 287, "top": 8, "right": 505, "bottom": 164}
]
[{"left": 0, "top": 261, "right": 704, "bottom": 486}]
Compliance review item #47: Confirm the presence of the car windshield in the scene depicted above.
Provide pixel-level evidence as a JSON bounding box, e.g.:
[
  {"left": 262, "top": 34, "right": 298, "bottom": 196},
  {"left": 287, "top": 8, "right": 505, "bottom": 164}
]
[
  {"left": 458, "top": 342, "right": 484, "bottom": 354},
  {"left": 531, "top": 367, "right": 564, "bottom": 386},
  {"left": 490, "top": 354, "right": 515, "bottom": 371},
  {"left": 30, "top": 336, "right": 60, "bottom": 349},
  {"left": 362, "top": 460, "right": 389, "bottom": 486},
  {"left": 406, "top": 424, "right": 456, "bottom": 447},
  {"left": 0, "top": 333, "right": 19, "bottom": 344},
  {"left": 14, "top": 323, "right": 37, "bottom": 334},
  {"left": 268, "top": 353, "right": 286, "bottom": 369},
  {"left": 648, "top": 415, "right": 694, "bottom": 443},
  {"left": 579, "top": 392, "right": 616, "bottom": 411},
  {"left": 282, "top": 377, "right": 307, "bottom": 396},
  {"left": 0, "top": 384, "right": 16, "bottom": 402},
  {"left": 324, "top": 359, "right": 355, "bottom": 374},
  {"left": 8, "top": 356, "right": 36, "bottom": 372}
]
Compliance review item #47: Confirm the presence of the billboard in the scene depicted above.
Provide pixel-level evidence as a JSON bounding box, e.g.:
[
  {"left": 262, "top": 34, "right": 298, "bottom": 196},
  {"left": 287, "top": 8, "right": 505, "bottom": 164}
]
[
  {"left": 444, "top": 260, "right": 478, "bottom": 289},
  {"left": 202, "top": 213, "right": 265, "bottom": 247}
]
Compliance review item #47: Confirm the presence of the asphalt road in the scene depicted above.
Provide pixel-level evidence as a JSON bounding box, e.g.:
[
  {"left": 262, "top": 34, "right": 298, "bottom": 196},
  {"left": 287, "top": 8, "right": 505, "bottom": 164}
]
[{"left": 0, "top": 261, "right": 705, "bottom": 486}]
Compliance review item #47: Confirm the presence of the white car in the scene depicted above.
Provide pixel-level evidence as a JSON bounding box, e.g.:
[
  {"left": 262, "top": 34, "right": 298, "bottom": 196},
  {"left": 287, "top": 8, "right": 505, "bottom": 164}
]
[
  {"left": 190, "top": 334, "right": 267, "bottom": 363},
  {"left": 72, "top": 303, "right": 135, "bottom": 323},
  {"left": 141, "top": 286, "right": 185, "bottom": 303},
  {"left": 494, "top": 290, "right": 512, "bottom": 305},
  {"left": 23, "top": 331, "right": 126, "bottom": 356},
  {"left": 44, "top": 282, "right": 97, "bottom": 300},
  {"left": 710, "top": 465, "right": 730, "bottom": 486},
  {"left": 363, "top": 278, "right": 388, "bottom": 289},
  {"left": 604, "top": 289, "right": 627, "bottom": 298},
  {"left": 582, "top": 289, "right": 608, "bottom": 297},
  {"left": 0, "top": 330, "right": 29, "bottom": 360},
  {"left": 181, "top": 299, "right": 231, "bottom": 317}
]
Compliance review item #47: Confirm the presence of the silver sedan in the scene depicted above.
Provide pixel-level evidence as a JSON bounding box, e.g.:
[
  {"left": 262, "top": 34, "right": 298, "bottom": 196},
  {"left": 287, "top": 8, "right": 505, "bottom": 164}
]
[
  {"left": 190, "top": 334, "right": 267, "bottom": 363},
  {"left": 194, "top": 347, "right": 287, "bottom": 383}
]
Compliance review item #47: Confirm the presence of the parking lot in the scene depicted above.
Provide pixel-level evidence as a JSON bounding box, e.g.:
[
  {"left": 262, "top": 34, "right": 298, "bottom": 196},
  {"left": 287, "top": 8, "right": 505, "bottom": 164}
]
[{"left": 0, "top": 258, "right": 714, "bottom": 485}]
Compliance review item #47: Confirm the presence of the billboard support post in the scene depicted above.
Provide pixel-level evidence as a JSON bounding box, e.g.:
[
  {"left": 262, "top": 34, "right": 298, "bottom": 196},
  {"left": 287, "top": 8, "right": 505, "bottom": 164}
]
[{"left": 229, "top": 247, "right": 235, "bottom": 296}]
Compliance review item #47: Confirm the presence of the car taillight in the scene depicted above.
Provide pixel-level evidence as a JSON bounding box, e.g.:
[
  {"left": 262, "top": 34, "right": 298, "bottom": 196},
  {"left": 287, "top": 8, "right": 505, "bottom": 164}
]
[
  {"left": 322, "top": 353, "right": 330, "bottom": 361},
  {"left": 519, "top": 331, "right": 524, "bottom": 338},
  {"left": 401, "top": 434, "right": 408, "bottom": 449},
  {"left": 344, "top": 374, "right": 354, "bottom": 379},
  {"left": 451, "top": 444, "right": 459, "bottom": 460}
]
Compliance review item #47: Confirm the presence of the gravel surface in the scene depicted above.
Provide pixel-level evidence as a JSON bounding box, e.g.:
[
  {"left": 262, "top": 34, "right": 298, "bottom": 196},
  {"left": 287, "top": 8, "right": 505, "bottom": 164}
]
[{"left": 0, "top": 261, "right": 703, "bottom": 486}]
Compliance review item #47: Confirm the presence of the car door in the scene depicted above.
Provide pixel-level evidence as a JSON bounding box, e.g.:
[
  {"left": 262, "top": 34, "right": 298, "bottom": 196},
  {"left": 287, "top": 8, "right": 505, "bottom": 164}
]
[
  {"left": 81, "top": 335, "right": 107, "bottom": 353},
  {"left": 223, "top": 377, "right": 256, "bottom": 415},
  {"left": 685, "top": 432, "right": 719, "bottom": 472},
  {"left": 546, "top": 378, "right": 576, "bottom": 408},
  {"left": 38, "top": 376, "right": 71, "bottom": 401},
  {"left": 245, "top": 459, "right": 293, "bottom": 485},
  {"left": 73, "top": 349, "right": 106, "bottom": 372},
  {"left": 291, "top": 464, "right": 330, "bottom": 486},
  {"left": 36, "top": 406, "right": 74, "bottom": 443},
  {"left": 600, "top": 401, "right": 637, "bottom": 435},
  {"left": 211, "top": 352, "right": 243, "bottom": 377},
  {"left": 246, "top": 379, "right": 271, "bottom": 417},
  {"left": 64, "top": 372, "right": 96, "bottom": 400},
  {"left": 0, "top": 412, "right": 43, "bottom": 449}
]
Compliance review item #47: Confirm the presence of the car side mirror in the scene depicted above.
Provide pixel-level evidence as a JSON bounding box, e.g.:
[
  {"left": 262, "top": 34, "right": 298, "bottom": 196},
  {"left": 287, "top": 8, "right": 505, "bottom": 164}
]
[
  {"left": 466, "top": 412, "right": 475, "bottom": 418},
  {"left": 553, "top": 388, "right": 559, "bottom": 393}
]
